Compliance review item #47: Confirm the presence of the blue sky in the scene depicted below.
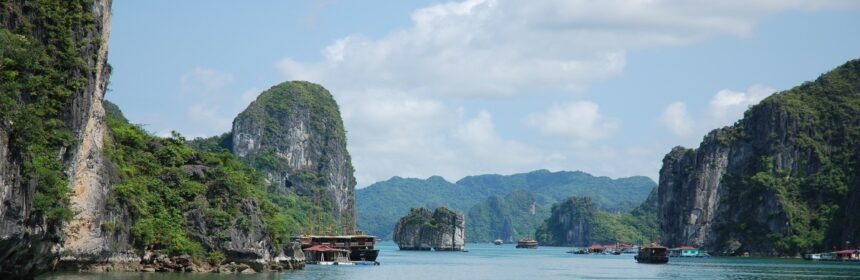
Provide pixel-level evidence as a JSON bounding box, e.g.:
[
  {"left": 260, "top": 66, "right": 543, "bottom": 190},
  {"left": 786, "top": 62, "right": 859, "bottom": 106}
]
[{"left": 107, "top": 0, "right": 860, "bottom": 187}]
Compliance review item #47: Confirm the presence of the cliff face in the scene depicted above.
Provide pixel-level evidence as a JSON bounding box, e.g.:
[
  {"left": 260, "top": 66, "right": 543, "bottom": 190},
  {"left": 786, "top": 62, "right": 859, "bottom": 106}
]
[
  {"left": 0, "top": 0, "right": 117, "bottom": 278},
  {"left": 535, "top": 197, "right": 596, "bottom": 246},
  {"left": 393, "top": 207, "right": 465, "bottom": 251},
  {"left": 467, "top": 190, "right": 546, "bottom": 243},
  {"left": 232, "top": 81, "right": 355, "bottom": 233},
  {"left": 658, "top": 59, "right": 860, "bottom": 256}
]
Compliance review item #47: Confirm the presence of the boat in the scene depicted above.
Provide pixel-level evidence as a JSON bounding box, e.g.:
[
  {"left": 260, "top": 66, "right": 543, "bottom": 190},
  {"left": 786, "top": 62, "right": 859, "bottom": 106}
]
[
  {"left": 805, "top": 250, "right": 860, "bottom": 262},
  {"left": 516, "top": 239, "right": 538, "bottom": 249},
  {"left": 587, "top": 244, "right": 606, "bottom": 254},
  {"left": 566, "top": 248, "right": 589, "bottom": 254},
  {"left": 295, "top": 232, "right": 380, "bottom": 263},
  {"left": 668, "top": 246, "right": 710, "bottom": 258},
  {"left": 635, "top": 244, "right": 669, "bottom": 264},
  {"left": 303, "top": 245, "right": 352, "bottom": 265},
  {"left": 494, "top": 239, "right": 503, "bottom": 245}
]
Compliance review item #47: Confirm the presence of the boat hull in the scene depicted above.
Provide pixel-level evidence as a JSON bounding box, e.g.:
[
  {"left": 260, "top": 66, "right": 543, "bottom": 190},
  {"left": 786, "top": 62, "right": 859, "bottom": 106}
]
[
  {"left": 635, "top": 255, "right": 669, "bottom": 264},
  {"left": 350, "top": 249, "right": 380, "bottom": 262}
]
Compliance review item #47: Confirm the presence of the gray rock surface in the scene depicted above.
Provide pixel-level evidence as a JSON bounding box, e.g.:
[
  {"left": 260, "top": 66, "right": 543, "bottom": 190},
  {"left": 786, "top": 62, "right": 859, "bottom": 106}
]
[
  {"left": 232, "top": 81, "right": 356, "bottom": 233},
  {"left": 657, "top": 61, "right": 860, "bottom": 255},
  {"left": 0, "top": 0, "right": 118, "bottom": 278},
  {"left": 393, "top": 207, "right": 465, "bottom": 251}
]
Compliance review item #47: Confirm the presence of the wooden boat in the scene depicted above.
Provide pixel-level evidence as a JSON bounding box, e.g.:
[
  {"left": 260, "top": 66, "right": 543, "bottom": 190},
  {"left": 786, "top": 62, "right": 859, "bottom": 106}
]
[
  {"left": 635, "top": 244, "right": 669, "bottom": 264},
  {"left": 295, "top": 233, "right": 380, "bottom": 262},
  {"left": 494, "top": 239, "right": 503, "bottom": 245},
  {"left": 516, "top": 239, "right": 538, "bottom": 249}
]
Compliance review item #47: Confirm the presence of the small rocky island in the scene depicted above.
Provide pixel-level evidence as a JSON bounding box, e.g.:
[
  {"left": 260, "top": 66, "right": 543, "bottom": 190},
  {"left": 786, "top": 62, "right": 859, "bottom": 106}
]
[{"left": 393, "top": 207, "right": 465, "bottom": 251}]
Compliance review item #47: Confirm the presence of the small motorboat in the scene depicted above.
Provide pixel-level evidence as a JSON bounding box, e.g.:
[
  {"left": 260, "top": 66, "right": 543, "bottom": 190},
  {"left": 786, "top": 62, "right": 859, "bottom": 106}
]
[{"left": 494, "top": 239, "right": 503, "bottom": 245}]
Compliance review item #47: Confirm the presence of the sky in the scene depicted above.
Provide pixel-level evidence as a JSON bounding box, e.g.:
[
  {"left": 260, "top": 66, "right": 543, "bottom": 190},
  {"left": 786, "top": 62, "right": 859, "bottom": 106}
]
[{"left": 107, "top": 0, "right": 860, "bottom": 188}]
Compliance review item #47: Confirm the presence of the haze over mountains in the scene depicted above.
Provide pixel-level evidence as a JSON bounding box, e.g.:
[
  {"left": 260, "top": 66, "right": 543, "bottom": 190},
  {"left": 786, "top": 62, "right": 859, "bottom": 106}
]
[{"left": 356, "top": 170, "right": 656, "bottom": 240}]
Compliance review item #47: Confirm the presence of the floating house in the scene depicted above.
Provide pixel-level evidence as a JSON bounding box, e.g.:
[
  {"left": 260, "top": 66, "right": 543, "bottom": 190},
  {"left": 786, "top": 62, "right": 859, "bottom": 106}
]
[
  {"left": 516, "top": 239, "right": 538, "bottom": 249},
  {"left": 668, "top": 246, "right": 710, "bottom": 258},
  {"left": 588, "top": 244, "right": 606, "bottom": 254},
  {"left": 304, "top": 245, "right": 351, "bottom": 265}
]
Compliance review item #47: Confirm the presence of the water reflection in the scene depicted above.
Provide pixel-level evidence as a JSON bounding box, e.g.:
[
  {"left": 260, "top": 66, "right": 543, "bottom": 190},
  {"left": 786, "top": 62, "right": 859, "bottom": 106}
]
[{"left": 39, "top": 242, "right": 860, "bottom": 280}]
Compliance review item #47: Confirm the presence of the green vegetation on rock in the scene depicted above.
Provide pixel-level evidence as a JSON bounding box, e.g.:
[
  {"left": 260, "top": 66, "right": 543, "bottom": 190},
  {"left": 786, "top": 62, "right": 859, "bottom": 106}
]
[
  {"left": 104, "top": 101, "right": 332, "bottom": 256},
  {"left": 467, "top": 190, "right": 549, "bottom": 243},
  {"left": 536, "top": 190, "right": 658, "bottom": 246},
  {"left": 0, "top": 0, "right": 100, "bottom": 227},
  {"left": 714, "top": 60, "right": 860, "bottom": 254}
]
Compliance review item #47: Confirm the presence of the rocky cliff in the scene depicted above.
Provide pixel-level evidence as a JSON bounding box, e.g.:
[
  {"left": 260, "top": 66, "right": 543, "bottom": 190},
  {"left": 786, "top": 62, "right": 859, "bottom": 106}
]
[
  {"left": 535, "top": 197, "right": 596, "bottom": 246},
  {"left": 658, "top": 59, "right": 860, "bottom": 256},
  {"left": 535, "top": 191, "right": 659, "bottom": 246},
  {"left": 0, "top": 0, "right": 115, "bottom": 278},
  {"left": 467, "top": 190, "right": 547, "bottom": 243},
  {"left": 232, "top": 81, "right": 356, "bottom": 233},
  {"left": 393, "top": 207, "right": 465, "bottom": 251}
]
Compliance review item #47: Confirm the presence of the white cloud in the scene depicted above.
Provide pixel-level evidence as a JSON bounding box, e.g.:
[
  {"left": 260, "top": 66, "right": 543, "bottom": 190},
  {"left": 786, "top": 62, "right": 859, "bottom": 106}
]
[
  {"left": 188, "top": 103, "right": 232, "bottom": 134},
  {"left": 272, "top": 0, "right": 856, "bottom": 186},
  {"left": 337, "top": 90, "right": 553, "bottom": 187},
  {"left": 180, "top": 67, "right": 234, "bottom": 95},
  {"left": 525, "top": 101, "right": 619, "bottom": 145},
  {"left": 710, "top": 84, "right": 775, "bottom": 121},
  {"left": 276, "top": 0, "right": 856, "bottom": 98},
  {"left": 661, "top": 102, "right": 694, "bottom": 136},
  {"left": 172, "top": 68, "right": 259, "bottom": 138},
  {"left": 661, "top": 84, "right": 776, "bottom": 139}
]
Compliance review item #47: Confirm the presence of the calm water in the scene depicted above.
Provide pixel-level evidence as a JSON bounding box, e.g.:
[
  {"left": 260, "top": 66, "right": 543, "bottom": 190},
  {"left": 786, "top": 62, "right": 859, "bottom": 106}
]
[{"left": 40, "top": 241, "right": 860, "bottom": 280}]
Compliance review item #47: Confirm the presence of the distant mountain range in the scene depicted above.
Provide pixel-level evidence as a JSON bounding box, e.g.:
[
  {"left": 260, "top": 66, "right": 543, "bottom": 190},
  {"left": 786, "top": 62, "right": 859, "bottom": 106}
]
[{"left": 356, "top": 170, "right": 656, "bottom": 241}]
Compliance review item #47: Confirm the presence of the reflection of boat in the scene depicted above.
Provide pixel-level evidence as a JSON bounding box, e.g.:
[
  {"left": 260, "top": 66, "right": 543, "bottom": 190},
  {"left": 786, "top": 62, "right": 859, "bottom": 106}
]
[
  {"left": 494, "top": 239, "right": 503, "bottom": 245},
  {"left": 295, "top": 233, "right": 380, "bottom": 263},
  {"left": 516, "top": 239, "right": 538, "bottom": 249},
  {"left": 635, "top": 244, "right": 669, "bottom": 264}
]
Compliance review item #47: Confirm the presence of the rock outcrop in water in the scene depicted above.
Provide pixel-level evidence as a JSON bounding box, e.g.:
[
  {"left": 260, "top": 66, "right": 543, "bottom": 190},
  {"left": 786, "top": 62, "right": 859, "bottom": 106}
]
[
  {"left": 393, "top": 207, "right": 465, "bottom": 251},
  {"left": 231, "top": 81, "right": 356, "bottom": 233},
  {"left": 658, "top": 59, "right": 860, "bottom": 256}
]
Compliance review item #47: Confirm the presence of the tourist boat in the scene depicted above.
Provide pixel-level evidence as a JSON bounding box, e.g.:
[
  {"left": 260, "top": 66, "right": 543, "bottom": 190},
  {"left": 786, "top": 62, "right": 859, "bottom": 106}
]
[
  {"left": 295, "top": 232, "right": 380, "bottom": 263},
  {"left": 516, "top": 239, "right": 538, "bottom": 249},
  {"left": 805, "top": 250, "right": 860, "bottom": 262},
  {"left": 668, "top": 246, "right": 710, "bottom": 258},
  {"left": 494, "top": 239, "right": 503, "bottom": 245},
  {"left": 635, "top": 244, "right": 669, "bottom": 264}
]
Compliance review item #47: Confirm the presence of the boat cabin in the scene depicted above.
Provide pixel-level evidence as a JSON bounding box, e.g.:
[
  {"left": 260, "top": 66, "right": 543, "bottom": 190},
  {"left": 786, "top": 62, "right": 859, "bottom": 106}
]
[
  {"left": 635, "top": 245, "right": 669, "bottom": 264},
  {"left": 588, "top": 244, "right": 605, "bottom": 254},
  {"left": 668, "top": 246, "right": 708, "bottom": 257},
  {"left": 516, "top": 239, "right": 538, "bottom": 249},
  {"left": 835, "top": 249, "right": 860, "bottom": 261},
  {"left": 303, "top": 245, "right": 350, "bottom": 264}
]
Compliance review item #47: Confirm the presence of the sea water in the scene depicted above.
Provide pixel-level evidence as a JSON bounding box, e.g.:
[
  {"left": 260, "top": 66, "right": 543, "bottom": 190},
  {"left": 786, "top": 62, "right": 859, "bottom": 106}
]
[{"left": 39, "top": 241, "right": 860, "bottom": 280}]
